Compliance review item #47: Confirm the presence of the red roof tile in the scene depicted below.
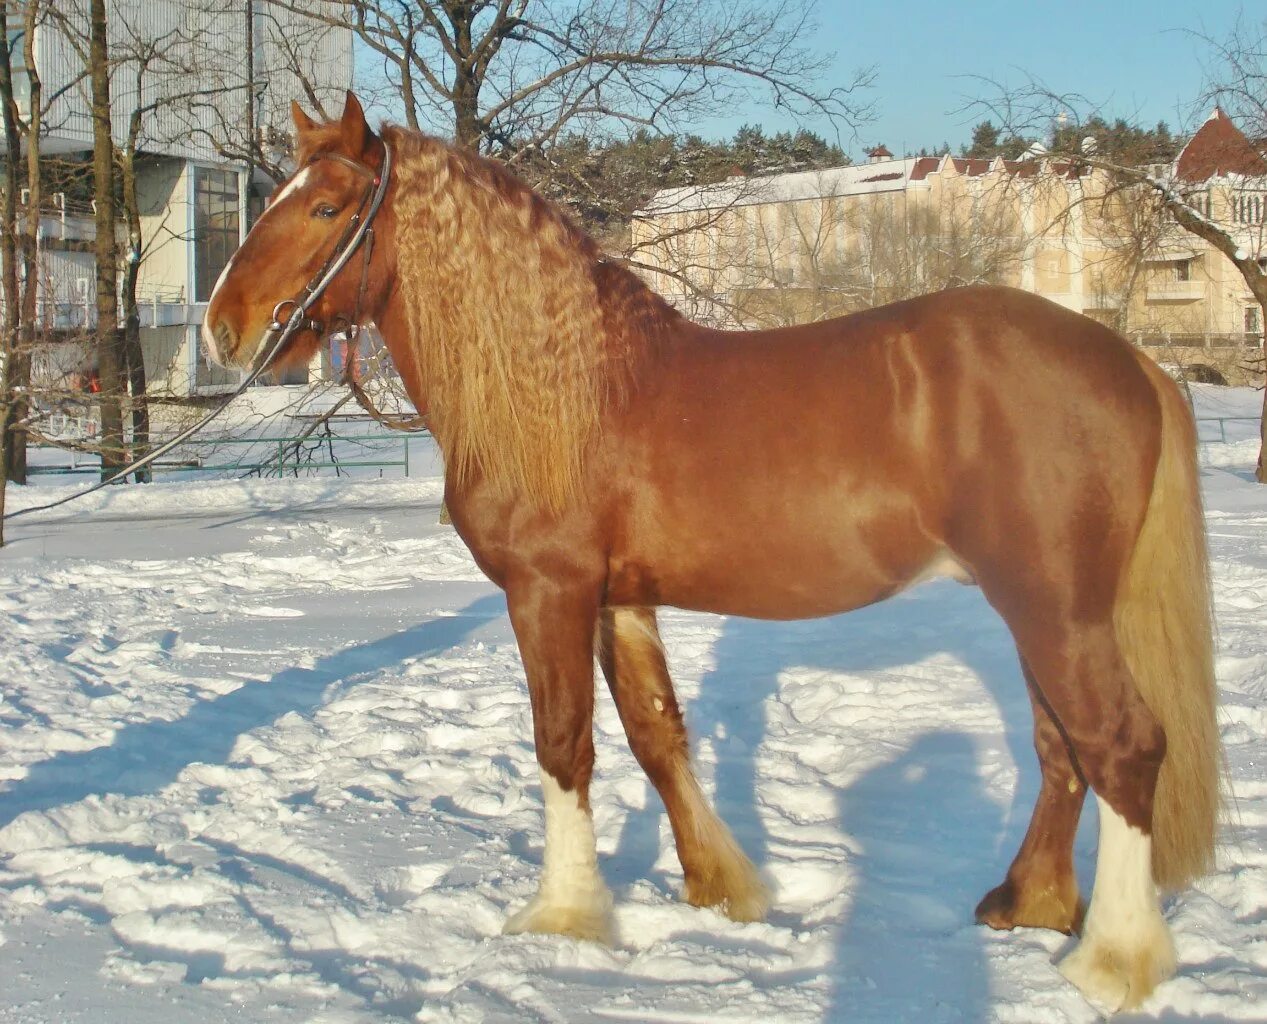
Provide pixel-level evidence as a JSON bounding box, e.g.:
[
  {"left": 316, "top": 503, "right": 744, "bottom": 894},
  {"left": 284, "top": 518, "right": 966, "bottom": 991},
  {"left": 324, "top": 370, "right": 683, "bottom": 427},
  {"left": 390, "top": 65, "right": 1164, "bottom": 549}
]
[
  {"left": 909, "top": 157, "right": 940, "bottom": 181},
  {"left": 1175, "top": 108, "right": 1267, "bottom": 181}
]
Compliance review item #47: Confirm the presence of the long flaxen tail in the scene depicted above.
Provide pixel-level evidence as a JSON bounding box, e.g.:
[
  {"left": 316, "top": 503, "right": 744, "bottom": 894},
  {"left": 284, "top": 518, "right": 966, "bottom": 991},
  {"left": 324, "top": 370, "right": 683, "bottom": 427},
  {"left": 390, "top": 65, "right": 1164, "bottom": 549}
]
[{"left": 1114, "top": 361, "right": 1221, "bottom": 892}]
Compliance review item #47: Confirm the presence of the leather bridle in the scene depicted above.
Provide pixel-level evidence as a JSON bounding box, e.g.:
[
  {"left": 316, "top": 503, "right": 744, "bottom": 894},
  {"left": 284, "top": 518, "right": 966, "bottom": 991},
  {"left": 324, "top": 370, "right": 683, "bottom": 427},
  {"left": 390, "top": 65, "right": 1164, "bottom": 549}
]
[{"left": 257, "top": 145, "right": 393, "bottom": 369}]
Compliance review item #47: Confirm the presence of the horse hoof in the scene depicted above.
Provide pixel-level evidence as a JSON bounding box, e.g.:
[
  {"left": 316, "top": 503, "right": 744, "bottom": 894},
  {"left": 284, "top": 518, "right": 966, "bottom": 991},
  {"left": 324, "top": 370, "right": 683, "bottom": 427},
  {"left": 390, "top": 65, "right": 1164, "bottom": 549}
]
[
  {"left": 1058, "top": 928, "right": 1176, "bottom": 1011},
  {"left": 686, "top": 877, "right": 770, "bottom": 923},
  {"left": 975, "top": 880, "right": 1083, "bottom": 935},
  {"left": 503, "top": 890, "right": 615, "bottom": 945},
  {"left": 681, "top": 821, "right": 771, "bottom": 923}
]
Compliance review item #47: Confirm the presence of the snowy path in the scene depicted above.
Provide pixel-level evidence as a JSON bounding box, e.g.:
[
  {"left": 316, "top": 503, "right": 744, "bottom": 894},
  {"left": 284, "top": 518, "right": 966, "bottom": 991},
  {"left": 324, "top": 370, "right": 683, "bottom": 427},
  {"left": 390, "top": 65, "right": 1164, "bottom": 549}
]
[{"left": 1, "top": 403, "right": 1266, "bottom": 1023}]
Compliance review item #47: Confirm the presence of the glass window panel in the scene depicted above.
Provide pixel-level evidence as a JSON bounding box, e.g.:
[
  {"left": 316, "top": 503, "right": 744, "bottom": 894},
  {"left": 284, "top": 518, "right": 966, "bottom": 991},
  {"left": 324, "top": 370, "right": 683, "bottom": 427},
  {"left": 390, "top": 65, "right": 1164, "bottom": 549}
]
[{"left": 194, "top": 167, "right": 240, "bottom": 301}]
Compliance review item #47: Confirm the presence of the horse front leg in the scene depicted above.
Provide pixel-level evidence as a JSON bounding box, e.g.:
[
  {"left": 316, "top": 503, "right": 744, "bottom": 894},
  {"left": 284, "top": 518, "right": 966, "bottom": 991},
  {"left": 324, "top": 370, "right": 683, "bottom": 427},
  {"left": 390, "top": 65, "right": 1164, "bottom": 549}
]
[
  {"left": 502, "top": 578, "right": 614, "bottom": 944},
  {"left": 597, "top": 607, "right": 768, "bottom": 921}
]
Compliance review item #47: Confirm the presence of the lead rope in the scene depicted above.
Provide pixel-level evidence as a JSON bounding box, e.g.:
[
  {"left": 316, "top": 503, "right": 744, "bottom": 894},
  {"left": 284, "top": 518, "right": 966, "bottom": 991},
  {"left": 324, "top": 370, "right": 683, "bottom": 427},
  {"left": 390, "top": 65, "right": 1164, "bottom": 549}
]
[{"left": 4, "top": 146, "right": 394, "bottom": 522}]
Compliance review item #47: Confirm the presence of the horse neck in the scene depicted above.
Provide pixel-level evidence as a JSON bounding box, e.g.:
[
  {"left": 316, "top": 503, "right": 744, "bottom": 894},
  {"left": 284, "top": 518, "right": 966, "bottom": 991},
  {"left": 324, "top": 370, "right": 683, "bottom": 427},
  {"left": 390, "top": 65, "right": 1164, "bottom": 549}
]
[
  {"left": 371, "top": 282, "right": 432, "bottom": 420},
  {"left": 378, "top": 136, "right": 683, "bottom": 510}
]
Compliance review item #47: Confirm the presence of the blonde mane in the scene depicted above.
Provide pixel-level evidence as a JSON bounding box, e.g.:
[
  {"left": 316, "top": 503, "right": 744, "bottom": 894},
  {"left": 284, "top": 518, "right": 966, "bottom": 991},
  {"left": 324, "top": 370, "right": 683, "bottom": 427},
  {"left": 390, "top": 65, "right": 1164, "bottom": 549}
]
[{"left": 385, "top": 127, "right": 670, "bottom": 512}]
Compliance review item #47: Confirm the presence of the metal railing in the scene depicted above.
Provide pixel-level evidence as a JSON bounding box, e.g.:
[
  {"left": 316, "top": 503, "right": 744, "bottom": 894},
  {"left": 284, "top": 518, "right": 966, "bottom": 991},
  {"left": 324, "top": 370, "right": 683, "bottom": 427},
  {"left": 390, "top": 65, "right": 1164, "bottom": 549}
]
[
  {"left": 1195, "top": 416, "right": 1261, "bottom": 444},
  {"left": 28, "top": 432, "right": 421, "bottom": 478},
  {"left": 1132, "top": 332, "right": 1264, "bottom": 350}
]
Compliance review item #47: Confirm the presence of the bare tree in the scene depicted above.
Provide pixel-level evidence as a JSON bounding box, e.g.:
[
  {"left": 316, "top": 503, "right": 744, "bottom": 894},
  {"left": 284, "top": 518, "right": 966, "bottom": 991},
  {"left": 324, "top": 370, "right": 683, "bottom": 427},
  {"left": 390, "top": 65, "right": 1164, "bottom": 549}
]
[
  {"left": 970, "top": 20, "right": 1267, "bottom": 481},
  {"left": 265, "top": 0, "right": 870, "bottom": 159},
  {"left": 1200, "top": 16, "right": 1267, "bottom": 479},
  {"left": 84, "top": 0, "right": 126, "bottom": 480},
  {"left": 632, "top": 170, "right": 1026, "bottom": 330}
]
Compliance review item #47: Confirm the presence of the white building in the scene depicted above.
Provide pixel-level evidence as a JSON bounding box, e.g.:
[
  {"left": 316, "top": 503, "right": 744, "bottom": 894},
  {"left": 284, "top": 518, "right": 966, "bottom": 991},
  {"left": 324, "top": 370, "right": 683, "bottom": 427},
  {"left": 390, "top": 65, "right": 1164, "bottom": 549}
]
[{"left": 3, "top": 0, "right": 352, "bottom": 397}]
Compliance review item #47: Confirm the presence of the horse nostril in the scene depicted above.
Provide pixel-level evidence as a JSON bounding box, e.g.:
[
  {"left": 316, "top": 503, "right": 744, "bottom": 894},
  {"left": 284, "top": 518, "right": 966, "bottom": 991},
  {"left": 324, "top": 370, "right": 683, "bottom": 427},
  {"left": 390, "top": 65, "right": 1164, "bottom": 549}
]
[
  {"left": 203, "top": 316, "right": 239, "bottom": 365},
  {"left": 214, "top": 320, "right": 236, "bottom": 354}
]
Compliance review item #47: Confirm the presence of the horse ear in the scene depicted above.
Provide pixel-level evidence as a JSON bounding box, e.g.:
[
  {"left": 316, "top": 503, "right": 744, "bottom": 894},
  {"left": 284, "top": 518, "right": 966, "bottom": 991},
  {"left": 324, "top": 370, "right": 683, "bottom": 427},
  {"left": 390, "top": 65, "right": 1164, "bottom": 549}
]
[
  {"left": 339, "top": 90, "right": 379, "bottom": 160},
  {"left": 291, "top": 101, "right": 319, "bottom": 137}
]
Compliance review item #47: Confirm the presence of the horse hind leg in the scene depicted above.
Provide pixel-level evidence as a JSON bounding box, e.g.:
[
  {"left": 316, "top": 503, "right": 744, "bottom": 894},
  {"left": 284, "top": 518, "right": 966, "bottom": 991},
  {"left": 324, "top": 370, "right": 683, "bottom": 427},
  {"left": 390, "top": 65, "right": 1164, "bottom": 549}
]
[
  {"left": 597, "top": 607, "right": 769, "bottom": 922},
  {"left": 975, "top": 653, "right": 1085, "bottom": 934},
  {"left": 1011, "top": 619, "right": 1174, "bottom": 1011}
]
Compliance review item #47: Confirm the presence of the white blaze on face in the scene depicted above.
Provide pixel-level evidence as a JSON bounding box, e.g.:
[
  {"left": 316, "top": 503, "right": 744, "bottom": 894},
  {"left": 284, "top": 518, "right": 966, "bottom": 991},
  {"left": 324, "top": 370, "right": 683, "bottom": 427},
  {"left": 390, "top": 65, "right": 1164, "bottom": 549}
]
[
  {"left": 200, "top": 250, "right": 238, "bottom": 364},
  {"left": 259, "top": 165, "right": 317, "bottom": 222},
  {"left": 201, "top": 166, "right": 319, "bottom": 366}
]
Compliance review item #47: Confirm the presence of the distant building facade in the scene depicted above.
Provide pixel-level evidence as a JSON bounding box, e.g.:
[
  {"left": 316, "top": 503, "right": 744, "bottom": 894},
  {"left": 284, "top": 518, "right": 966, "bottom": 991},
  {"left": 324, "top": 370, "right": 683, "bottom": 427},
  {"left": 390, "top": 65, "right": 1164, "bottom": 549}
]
[
  {"left": 632, "top": 108, "right": 1267, "bottom": 381},
  {"left": 2, "top": 0, "right": 351, "bottom": 398}
]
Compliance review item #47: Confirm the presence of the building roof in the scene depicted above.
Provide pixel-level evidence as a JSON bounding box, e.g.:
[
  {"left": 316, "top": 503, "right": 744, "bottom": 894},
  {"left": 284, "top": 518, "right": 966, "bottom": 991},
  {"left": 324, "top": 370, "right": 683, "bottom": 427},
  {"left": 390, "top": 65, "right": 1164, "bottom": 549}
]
[
  {"left": 636, "top": 158, "right": 924, "bottom": 215},
  {"left": 634, "top": 149, "right": 1078, "bottom": 217},
  {"left": 1175, "top": 107, "right": 1267, "bottom": 182}
]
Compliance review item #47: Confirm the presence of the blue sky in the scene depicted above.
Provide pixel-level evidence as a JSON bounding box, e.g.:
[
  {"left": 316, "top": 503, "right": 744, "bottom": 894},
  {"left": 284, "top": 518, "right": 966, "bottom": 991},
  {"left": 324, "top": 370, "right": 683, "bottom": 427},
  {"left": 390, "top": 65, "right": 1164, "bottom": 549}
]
[{"left": 702, "top": 1, "right": 1256, "bottom": 159}]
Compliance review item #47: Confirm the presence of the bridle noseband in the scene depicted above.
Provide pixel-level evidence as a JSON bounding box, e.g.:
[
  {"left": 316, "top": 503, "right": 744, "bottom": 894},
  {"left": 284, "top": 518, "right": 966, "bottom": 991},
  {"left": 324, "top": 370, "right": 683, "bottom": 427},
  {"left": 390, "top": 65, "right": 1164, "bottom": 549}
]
[{"left": 258, "top": 145, "right": 393, "bottom": 370}]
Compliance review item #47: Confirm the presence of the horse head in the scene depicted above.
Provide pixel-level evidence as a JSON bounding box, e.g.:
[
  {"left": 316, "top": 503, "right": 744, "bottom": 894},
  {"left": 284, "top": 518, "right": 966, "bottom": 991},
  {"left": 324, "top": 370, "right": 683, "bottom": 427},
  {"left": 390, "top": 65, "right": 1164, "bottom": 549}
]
[{"left": 202, "top": 91, "right": 393, "bottom": 374}]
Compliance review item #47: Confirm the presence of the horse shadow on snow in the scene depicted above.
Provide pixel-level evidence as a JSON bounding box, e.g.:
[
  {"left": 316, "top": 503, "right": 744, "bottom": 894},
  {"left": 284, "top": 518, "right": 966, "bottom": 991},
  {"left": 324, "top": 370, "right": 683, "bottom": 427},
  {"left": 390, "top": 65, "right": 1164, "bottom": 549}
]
[{"left": 0, "top": 595, "right": 504, "bottom": 829}]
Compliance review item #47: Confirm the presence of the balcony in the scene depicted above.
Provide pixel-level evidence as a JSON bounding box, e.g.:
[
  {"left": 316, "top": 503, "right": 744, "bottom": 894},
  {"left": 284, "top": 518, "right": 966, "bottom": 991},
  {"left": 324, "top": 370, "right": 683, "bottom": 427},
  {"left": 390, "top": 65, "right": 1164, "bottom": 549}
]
[
  {"left": 135, "top": 289, "right": 201, "bottom": 329},
  {"left": 1145, "top": 279, "right": 1207, "bottom": 302},
  {"left": 136, "top": 300, "right": 202, "bottom": 329},
  {"left": 35, "top": 299, "right": 92, "bottom": 333}
]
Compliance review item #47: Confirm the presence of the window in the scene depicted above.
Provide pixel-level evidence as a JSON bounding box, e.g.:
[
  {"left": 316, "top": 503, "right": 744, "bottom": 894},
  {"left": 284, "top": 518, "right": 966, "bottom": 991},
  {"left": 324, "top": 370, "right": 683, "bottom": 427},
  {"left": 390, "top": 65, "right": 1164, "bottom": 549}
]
[
  {"left": 194, "top": 167, "right": 240, "bottom": 302},
  {"left": 1247, "top": 306, "right": 1262, "bottom": 337},
  {"left": 1175, "top": 259, "right": 1191, "bottom": 282},
  {"left": 5, "top": 20, "right": 30, "bottom": 114},
  {"left": 1232, "top": 192, "right": 1266, "bottom": 225}
]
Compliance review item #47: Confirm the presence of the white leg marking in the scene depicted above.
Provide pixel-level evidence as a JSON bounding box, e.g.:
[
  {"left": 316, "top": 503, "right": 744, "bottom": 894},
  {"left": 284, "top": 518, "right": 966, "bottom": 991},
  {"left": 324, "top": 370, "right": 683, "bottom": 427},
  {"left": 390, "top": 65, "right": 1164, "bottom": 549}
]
[
  {"left": 1059, "top": 796, "right": 1176, "bottom": 1010},
  {"left": 504, "top": 770, "right": 614, "bottom": 943}
]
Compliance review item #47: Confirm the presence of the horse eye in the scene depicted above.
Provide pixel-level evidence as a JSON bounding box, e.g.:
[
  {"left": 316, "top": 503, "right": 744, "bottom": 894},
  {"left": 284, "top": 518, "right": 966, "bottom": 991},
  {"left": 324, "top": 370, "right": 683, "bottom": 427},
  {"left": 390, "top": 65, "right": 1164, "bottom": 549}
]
[{"left": 314, "top": 204, "right": 339, "bottom": 219}]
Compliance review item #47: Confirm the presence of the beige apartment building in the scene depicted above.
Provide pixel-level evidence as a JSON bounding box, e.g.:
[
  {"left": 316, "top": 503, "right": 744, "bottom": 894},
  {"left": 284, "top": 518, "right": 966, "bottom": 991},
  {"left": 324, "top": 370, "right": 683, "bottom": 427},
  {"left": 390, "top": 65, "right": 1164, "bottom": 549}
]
[{"left": 631, "top": 109, "right": 1267, "bottom": 382}]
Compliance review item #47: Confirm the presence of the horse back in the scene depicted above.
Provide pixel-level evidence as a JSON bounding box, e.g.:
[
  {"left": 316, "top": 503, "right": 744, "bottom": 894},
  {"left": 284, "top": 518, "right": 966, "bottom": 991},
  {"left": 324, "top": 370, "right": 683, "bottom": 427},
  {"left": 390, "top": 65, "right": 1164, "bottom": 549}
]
[{"left": 594, "top": 286, "right": 1164, "bottom": 619}]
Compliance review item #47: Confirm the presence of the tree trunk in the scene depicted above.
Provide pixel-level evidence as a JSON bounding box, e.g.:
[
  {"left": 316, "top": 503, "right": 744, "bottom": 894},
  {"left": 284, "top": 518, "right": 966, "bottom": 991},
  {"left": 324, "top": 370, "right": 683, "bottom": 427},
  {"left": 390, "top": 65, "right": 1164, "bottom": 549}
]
[
  {"left": 0, "top": 0, "right": 23, "bottom": 528},
  {"left": 1258, "top": 347, "right": 1266, "bottom": 485},
  {"left": 445, "top": 4, "right": 481, "bottom": 148},
  {"left": 453, "top": 74, "right": 480, "bottom": 148},
  {"left": 1255, "top": 298, "right": 1267, "bottom": 485},
  {"left": 90, "top": 0, "right": 124, "bottom": 480},
  {"left": 119, "top": 150, "right": 150, "bottom": 482},
  {"left": 1, "top": 350, "right": 29, "bottom": 482},
  {"left": 7, "top": 8, "right": 42, "bottom": 487},
  {"left": 1258, "top": 393, "right": 1265, "bottom": 484}
]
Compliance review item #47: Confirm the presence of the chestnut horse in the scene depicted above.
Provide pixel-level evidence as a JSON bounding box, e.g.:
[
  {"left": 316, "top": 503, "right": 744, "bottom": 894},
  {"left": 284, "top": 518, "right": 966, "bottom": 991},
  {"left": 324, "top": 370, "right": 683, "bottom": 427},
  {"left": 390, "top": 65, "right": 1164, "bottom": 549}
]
[{"left": 204, "top": 93, "right": 1219, "bottom": 1011}]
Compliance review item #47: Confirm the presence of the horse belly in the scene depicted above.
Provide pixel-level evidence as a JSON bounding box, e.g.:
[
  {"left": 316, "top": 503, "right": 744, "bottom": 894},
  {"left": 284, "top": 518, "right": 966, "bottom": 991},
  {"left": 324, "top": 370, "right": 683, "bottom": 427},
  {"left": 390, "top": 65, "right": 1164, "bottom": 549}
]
[{"left": 607, "top": 483, "right": 940, "bottom": 620}]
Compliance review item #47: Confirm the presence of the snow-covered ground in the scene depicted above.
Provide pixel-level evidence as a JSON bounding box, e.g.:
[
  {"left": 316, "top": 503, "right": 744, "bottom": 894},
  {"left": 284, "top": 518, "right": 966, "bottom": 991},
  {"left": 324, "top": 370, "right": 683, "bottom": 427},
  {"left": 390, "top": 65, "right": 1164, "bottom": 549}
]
[{"left": 0, "top": 387, "right": 1264, "bottom": 1023}]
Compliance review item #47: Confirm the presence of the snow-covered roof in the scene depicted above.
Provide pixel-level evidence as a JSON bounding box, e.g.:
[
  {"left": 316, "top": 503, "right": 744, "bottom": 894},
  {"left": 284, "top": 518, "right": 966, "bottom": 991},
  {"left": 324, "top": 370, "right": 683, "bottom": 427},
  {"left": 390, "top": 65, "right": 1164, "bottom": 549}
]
[
  {"left": 633, "top": 151, "right": 1075, "bottom": 217},
  {"left": 635, "top": 158, "right": 922, "bottom": 216}
]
